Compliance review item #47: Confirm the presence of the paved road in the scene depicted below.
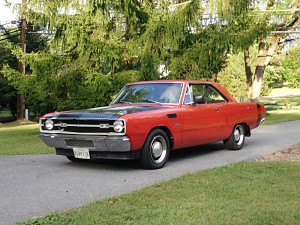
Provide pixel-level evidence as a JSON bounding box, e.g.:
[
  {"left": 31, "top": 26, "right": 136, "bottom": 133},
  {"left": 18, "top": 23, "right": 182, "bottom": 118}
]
[{"left": 1, "top": 121, "right": 300, "bottom": 225}]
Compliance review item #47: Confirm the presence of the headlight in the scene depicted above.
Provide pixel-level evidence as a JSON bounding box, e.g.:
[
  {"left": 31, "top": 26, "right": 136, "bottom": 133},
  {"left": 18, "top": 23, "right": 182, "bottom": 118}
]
[
  {"left": 45, "top": 119, "right": 54, "bottom": 130},
  {"left": 113, "top": 120, "right": 124, "bottom": 133}
]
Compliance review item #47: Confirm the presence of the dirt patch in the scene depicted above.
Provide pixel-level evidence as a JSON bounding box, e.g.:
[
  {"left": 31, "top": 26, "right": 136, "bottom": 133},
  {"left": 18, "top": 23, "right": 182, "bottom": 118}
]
[
  {"left": 0, "top": 119, "right": 36, "bottom": 128},
  {"left": 259, "top": 144, "right": 300, "bottom": 162}
]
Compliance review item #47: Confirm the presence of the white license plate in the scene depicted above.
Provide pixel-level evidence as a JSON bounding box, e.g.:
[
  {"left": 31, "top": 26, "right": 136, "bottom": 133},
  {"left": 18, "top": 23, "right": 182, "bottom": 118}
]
[{"left": 73, "top": 148, "right": 90, "bottom": 159}]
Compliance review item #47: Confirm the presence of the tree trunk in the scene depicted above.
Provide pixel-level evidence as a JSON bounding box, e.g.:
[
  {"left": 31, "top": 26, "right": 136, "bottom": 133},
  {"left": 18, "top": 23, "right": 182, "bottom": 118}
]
[
  {"left": 247, "top": 36, "right": 278, "bottom": 102},
  {"left": 17, "top": 0, "right": 27, "bottom": 120},
  {"left": 244, "top": 48, "right": 253, "bottom": 99}
]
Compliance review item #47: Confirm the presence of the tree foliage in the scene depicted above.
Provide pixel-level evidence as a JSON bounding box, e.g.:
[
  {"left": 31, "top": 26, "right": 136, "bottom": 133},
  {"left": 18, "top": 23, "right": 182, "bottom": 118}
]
[
  {"left": 17, "top": 0, "right": 269, "bottom": 79},
  {"left": 2, "top": 0, "right": 299, "bottom": 115},
  {"left": 243, "top": 0, "right": 300, "bottom": 101},
  {"left": 218, "top": 45, "right": 271, "bottom": 98},
  {"left": 0, "top": 37, "right": 18, "bottom": 115},
  {"left": 3, "top": 48, "right": 141, "bottom": 115},
  {"left": 0, "top": 23, "right": 49, "bottom": 115},
  {"left": 281, "top": 44, "right": 300, "bottom": 88},
  {"left": 219, "top": 41, "right": 300, "bottom": 98}
]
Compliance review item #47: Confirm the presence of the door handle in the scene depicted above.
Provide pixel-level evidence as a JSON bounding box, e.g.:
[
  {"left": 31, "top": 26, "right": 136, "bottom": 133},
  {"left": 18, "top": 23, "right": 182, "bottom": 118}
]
[{"left": 213, "top": 107, "right": 220, "bottom": 112}]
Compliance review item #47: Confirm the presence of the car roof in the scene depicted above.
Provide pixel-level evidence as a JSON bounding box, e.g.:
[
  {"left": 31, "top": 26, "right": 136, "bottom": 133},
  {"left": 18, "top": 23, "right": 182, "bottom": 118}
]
[{"left": 126, "top": 80, "right": 215, "bottom": 85}]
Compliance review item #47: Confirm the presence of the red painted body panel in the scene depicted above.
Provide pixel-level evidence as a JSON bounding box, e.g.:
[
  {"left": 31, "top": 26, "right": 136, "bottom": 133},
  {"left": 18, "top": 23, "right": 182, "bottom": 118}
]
[
  {"left": 115, "top": 80, "right": 265, "bottom": 151},
  {"left": 121, "top": 106, "right": 183, "bottom": 150}
]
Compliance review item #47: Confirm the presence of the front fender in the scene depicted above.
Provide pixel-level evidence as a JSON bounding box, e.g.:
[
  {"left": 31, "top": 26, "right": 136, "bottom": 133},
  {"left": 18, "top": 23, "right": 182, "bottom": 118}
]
[{"left": 124, "top": 112, "right": 182, "bottom": 151}]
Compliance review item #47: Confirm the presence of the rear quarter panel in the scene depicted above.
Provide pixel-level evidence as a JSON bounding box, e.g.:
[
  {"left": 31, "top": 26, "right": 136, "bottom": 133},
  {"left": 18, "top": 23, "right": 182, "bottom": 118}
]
[
  {"left": 222, "top": 102, "right": 265, "bottom": 138},
  {"left": 210, "top": 83, "right": 265, "bottom": 131}
]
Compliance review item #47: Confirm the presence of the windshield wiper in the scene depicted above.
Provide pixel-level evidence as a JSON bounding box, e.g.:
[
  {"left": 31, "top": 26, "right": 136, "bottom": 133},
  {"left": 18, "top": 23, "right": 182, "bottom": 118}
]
[
  {"left": 140, "top": 99, "right": 162, "bottom": 104},
  {"left": 118, "top": 100, "right": 132, "bottom": 104}
]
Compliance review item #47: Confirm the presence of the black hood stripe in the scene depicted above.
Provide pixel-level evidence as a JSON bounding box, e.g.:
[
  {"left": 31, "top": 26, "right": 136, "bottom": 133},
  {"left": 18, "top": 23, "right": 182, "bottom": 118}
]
[{"left": 46, "top": 105, "right": 167, "bottom": 120}]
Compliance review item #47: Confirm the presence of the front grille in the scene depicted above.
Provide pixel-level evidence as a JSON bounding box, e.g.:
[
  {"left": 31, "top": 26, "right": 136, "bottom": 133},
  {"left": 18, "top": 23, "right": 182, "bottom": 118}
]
[
  {"left": 40, "top": 118, "right": 125, "bottom": 135},
  {"left": 62, "top": 126, "right": 113, "bottom": 133},
  {"left": 65, "top": 139, "right": 94, "bottom": 148}
]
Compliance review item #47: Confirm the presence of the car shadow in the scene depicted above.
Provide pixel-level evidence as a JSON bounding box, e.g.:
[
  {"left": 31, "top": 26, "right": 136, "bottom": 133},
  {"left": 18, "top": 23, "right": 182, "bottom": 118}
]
[
  {"left": 60, "top": 142, "right": 226, "bottom": 170},
  {"left": 62, "top": 156, "right": 142, "bottom": 171},
  {"left": 168, "top": 142, "right": 226, "bottom": 162}
]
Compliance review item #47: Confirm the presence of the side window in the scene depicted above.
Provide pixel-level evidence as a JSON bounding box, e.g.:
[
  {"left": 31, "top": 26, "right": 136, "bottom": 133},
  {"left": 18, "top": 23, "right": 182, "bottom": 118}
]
[
  {"left": 183, "top": 85, "right": 193, "bottom": 104},
  {"left": 192, "top": 84, "right": 206, "bottom": 104},
  {"left": 183, "top": 84, "right": 227, "bottom": 105},
  {"left": 183, "top": 84, "right": 206, "bottom": 104},
  {"left": 206, "top": 86, "right": 226, "bottom": 104}
]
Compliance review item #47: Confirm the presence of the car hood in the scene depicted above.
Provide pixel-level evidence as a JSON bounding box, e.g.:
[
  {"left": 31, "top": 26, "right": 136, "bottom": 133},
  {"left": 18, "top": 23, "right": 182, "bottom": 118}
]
[{"left": 42, "top": 105, "right": 167, "bottom": 120}]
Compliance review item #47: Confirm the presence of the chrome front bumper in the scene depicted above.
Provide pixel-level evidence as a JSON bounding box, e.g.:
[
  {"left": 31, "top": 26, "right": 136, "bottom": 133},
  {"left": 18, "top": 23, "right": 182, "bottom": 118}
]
[{"left": 39, "top": 133, "right": 131, "bottom": 152}]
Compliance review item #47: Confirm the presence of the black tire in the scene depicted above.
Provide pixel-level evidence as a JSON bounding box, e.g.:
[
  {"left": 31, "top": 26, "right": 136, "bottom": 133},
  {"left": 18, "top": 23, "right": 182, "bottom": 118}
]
[
  {"left": 224, "top": 124, "right": 245, "bottom": 150},
  {"left": 141, "top": 129, "right": 170, "bottom": 169},
  {"left": 66, "top": 156, "right": 86, "bottom": 162}
]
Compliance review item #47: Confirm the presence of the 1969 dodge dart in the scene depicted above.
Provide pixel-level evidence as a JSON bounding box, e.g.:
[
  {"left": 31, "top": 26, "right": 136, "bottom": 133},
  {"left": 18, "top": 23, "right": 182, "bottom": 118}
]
[{"left": 39, "top": 80, "right": 265, "bottom": 169}]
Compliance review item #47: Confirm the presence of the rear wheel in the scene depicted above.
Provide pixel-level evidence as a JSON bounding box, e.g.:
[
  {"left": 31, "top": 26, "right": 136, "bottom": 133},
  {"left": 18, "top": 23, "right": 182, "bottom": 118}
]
[
  {"left": 141, "top": 129, "right": 170, "bottom": 169},
  {"left": 224, "top": 124, "right": 245, "bottom": 150}
]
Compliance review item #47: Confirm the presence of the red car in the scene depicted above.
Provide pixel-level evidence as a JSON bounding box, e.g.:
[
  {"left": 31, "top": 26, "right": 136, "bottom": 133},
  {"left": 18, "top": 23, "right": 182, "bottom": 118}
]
[{"left": 39, "top": 80, "right": 265, "bottom": 169}]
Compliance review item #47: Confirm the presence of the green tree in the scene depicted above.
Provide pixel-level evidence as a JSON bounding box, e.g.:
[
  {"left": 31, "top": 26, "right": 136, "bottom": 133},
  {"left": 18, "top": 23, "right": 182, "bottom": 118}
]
[
  {"left": 3, "top": 0, "right": 151, "bottom": 115},
  {"left": 0, "top": 22, "right": 49, "bottom": 116},
  {"left": 3, "top": 0, "right": 299, "bottom": 116},
  {"left": 243, "top": 0, "right": 300, "bottom": 101},
  {"left": 281, "top": 44, "right": 300, "bottom": 88},
  {"left": 11, "top": 0, "right": 267, "bottom": 77},
  {"left": 0, "top": 36, "right": 18, "bottom": 115},
  {"left": 218, "top": 45, "right": 272, "bottom": 98}
]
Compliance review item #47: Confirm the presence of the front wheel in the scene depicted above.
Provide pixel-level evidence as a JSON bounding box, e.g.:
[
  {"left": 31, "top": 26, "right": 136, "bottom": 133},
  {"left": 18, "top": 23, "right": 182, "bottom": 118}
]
[
  {"left": 224, "top": 124, "right": 245, "bottom": 150},
  {"left": 141, "top": 129, "right": 170, "bottom": 169}
]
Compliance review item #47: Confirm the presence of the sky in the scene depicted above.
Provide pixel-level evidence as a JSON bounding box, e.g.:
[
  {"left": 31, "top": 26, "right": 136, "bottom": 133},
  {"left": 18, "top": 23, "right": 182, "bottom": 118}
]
[{"left": 0, "top": 0, "right": 20, "bottom": 25}]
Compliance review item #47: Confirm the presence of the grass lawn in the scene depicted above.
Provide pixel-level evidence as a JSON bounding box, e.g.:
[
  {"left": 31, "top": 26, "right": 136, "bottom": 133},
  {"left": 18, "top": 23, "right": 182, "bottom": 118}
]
[
  {"left": 261, "top": 90, "right": 300, "bottom": 125},
  {"left": 261, "top": 96, "right": 300, "bottom": 108},
  {"left": 263, "top": 109, "right": 300, "bottom": 125},
  {"left": 0, "top": 123, "right": 53, "bottom": 155},
  {"left": 16, "top": 161, "right": 300, "bottom": 225},
  {"left": 267, "top": 87, "right": 300, "bottom": 97}
]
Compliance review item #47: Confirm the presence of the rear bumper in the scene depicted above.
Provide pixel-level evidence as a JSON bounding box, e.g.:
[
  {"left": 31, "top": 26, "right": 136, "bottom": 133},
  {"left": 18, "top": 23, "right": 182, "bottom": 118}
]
[
  {"left": 259, "top": 117, "right": 265, "bottom": 125},
  {"left": 39, "top": 133, "right": 131, "bottom": 152},
  {"left": 255, "top": 117, "right": 265, "bottom": 128}
]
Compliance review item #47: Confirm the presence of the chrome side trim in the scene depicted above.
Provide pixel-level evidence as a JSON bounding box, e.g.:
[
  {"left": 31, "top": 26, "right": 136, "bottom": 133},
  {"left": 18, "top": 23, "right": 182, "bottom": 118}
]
[{"left": 259, "top": 118, "right": 265, "bottom": 125}]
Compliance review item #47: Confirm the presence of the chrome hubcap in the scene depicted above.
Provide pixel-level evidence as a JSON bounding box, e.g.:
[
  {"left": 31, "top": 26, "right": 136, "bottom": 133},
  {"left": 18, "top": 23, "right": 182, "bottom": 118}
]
[
  {"left": 234, "top": 129, "right": 240, "bottom": 141},
  {"left": 152, "top": 141, "right": 163, "bottom": 158},
  {"left": 234, "top": 125, "right": 244, "bottom": 145},
  {"left": 150, "top": 135, "right": 167, "bottom": 163}
]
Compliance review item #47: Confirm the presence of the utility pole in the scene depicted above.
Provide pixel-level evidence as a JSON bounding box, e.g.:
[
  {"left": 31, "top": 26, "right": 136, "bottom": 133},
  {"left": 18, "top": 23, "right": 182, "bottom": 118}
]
[{"left": 17, "top": 0, "right": 26, "bottom": 120}]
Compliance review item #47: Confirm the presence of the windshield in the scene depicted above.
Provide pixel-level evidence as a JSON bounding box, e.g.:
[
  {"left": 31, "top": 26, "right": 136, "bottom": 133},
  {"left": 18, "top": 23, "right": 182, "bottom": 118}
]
[{"left": 111, "top": 83, "right": 184, "bottom": 104}]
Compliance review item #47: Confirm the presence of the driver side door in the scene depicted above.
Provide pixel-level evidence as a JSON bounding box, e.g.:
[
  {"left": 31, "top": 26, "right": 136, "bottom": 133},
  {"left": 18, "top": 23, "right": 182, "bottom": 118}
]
[{"left": 181, "top": 84, "right": 228, "bottom": 147}]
